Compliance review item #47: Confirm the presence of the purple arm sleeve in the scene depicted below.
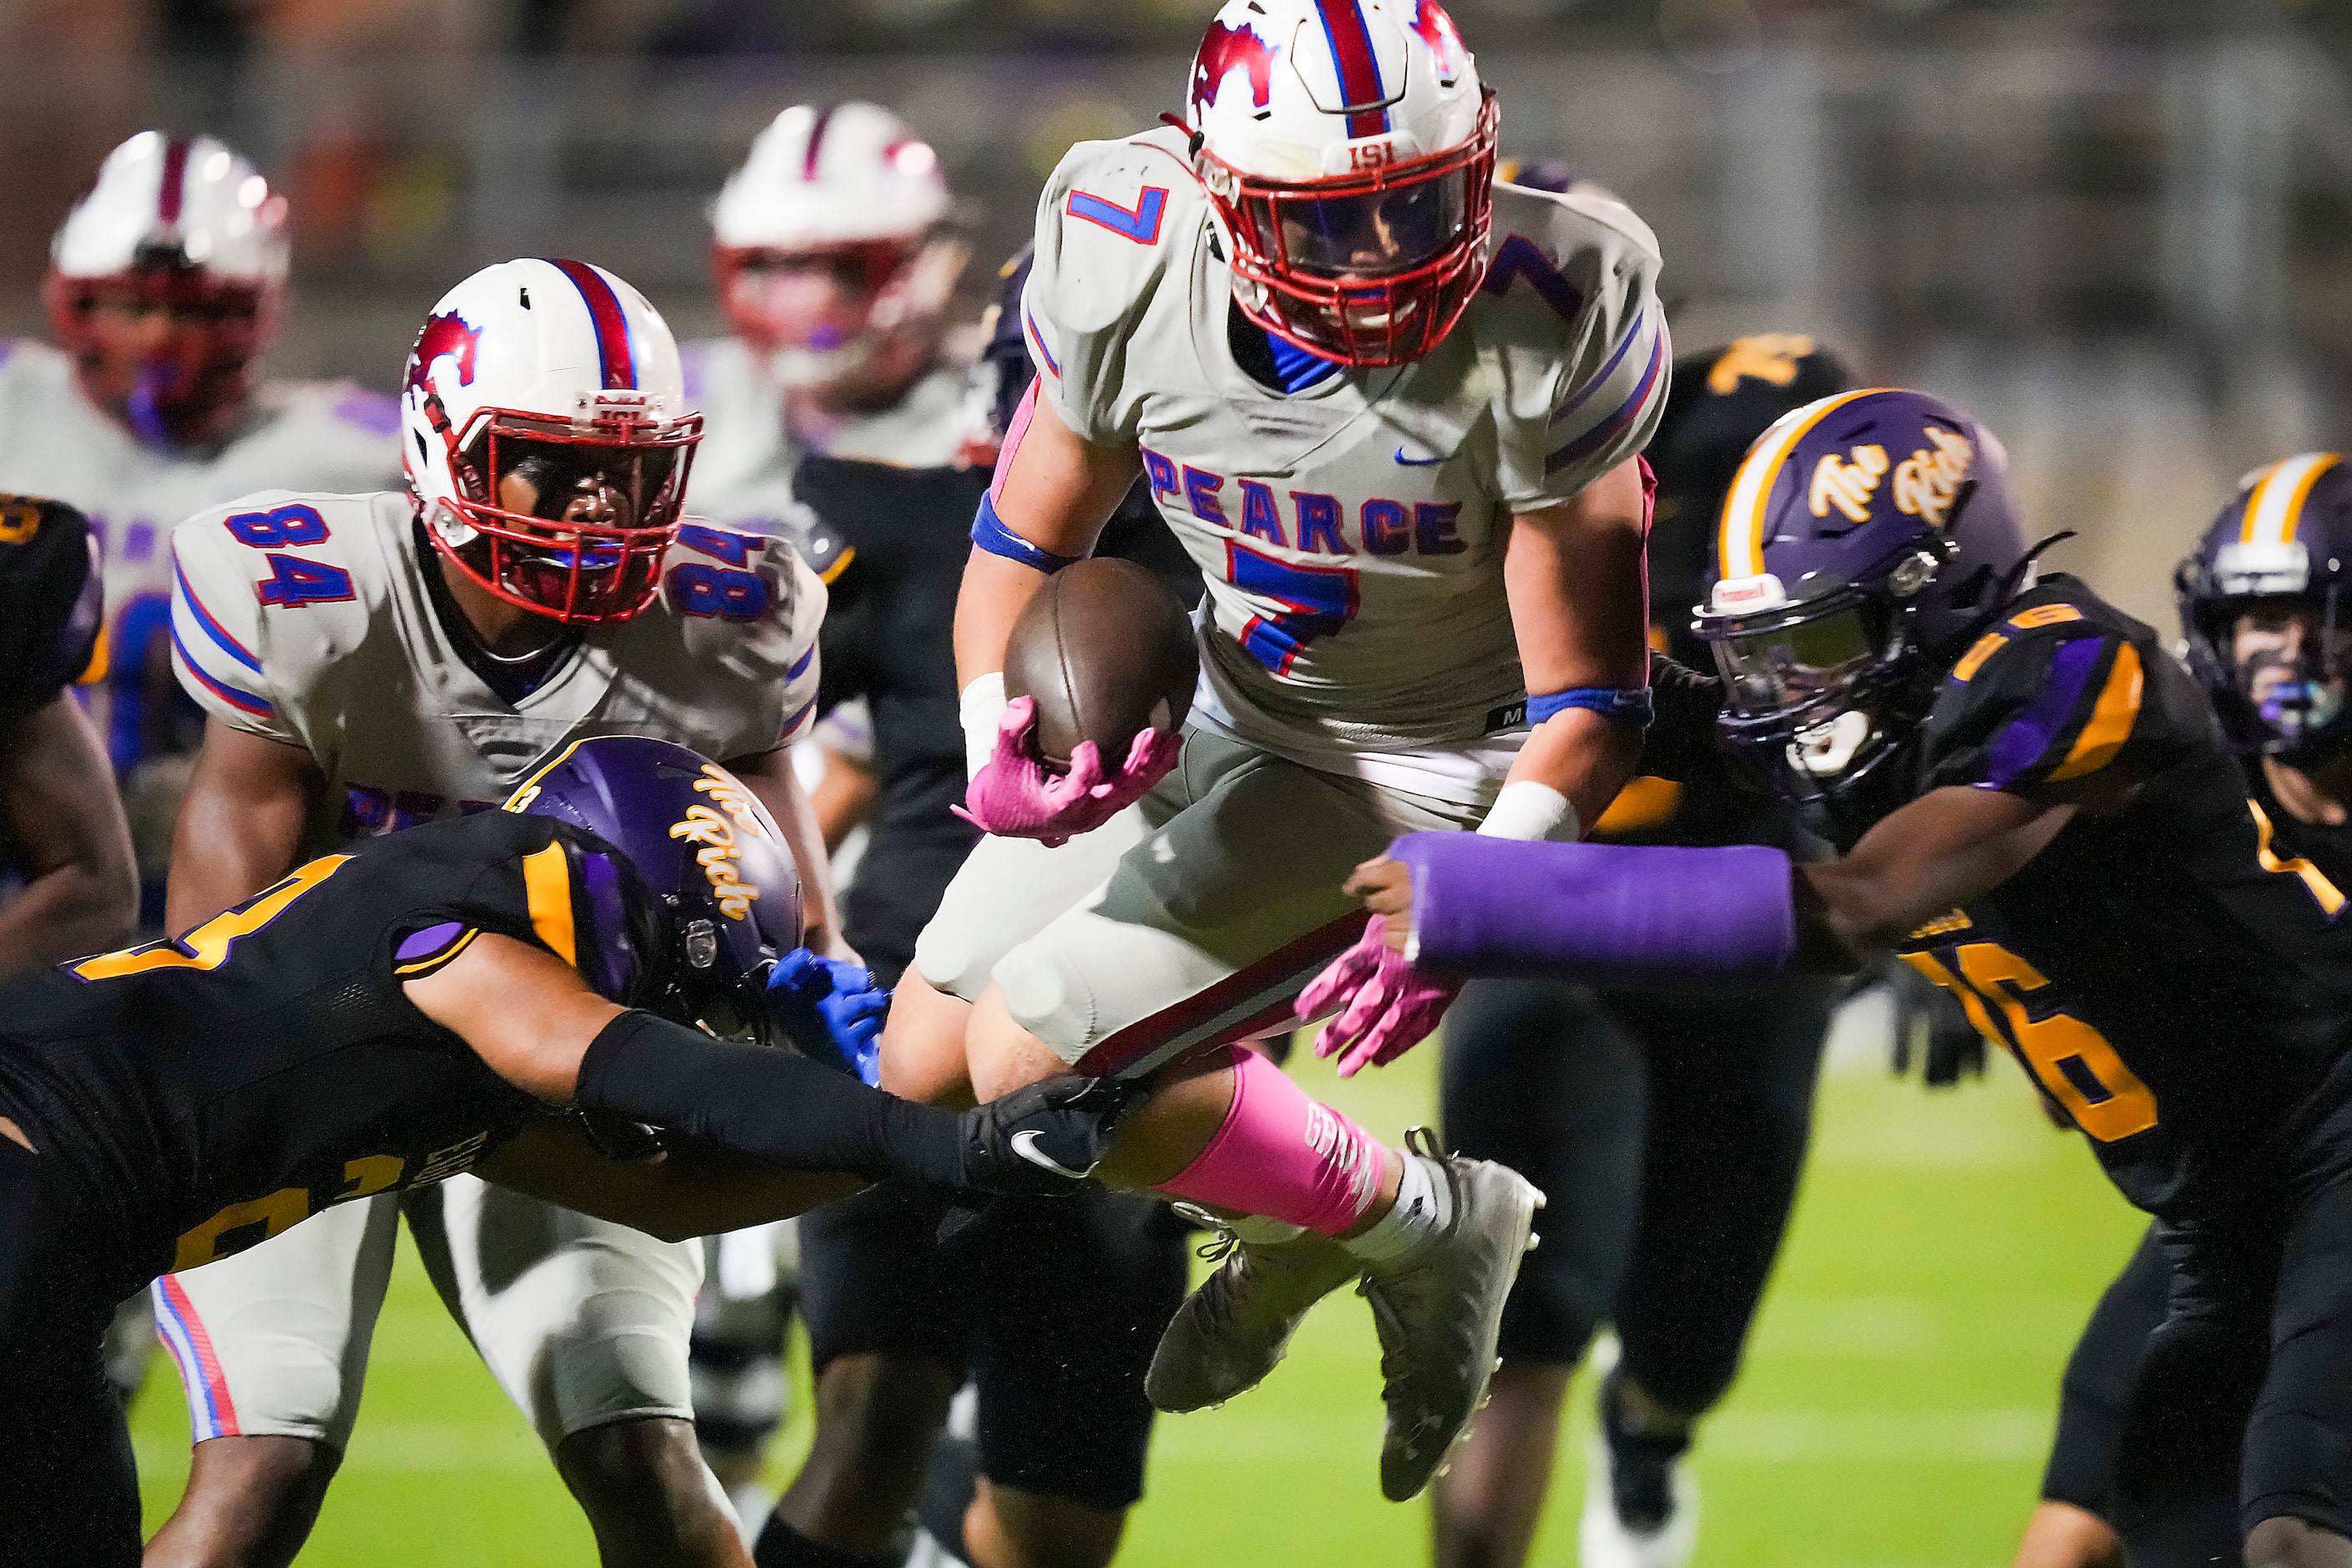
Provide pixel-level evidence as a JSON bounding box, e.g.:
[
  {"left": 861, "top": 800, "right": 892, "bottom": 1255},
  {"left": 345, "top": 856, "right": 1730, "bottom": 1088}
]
[{"left": 1392, "top": 833, "right": 1798, "bottom": 988}]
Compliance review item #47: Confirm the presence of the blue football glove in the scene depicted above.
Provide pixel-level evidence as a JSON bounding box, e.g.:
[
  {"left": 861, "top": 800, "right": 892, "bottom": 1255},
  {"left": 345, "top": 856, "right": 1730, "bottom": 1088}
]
[{"left": 765, "top": 949, "right": 888, "bottom": 1086}]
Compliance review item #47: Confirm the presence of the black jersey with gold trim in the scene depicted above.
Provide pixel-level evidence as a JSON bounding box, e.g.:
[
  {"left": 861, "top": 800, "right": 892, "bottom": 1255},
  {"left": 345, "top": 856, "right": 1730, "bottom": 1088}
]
[
  {"left": 0, "top": 493, "right": 103, "bottom": 719},
  {"left": 0, "top": 810, "right": 628, "bottom": 1299},
  {"left": 1887, "top": 576, "right": 2352, "bottom": 1216}
]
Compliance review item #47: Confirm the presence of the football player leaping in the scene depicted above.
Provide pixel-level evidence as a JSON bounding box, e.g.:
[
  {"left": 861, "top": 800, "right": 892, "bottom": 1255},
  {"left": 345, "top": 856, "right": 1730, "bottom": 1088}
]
[
  {"left": 147, "top": 260, "right": 841, "bottom": 1568},
  {"left": 0, "top": 734, "right": 1125, "bottom": 1568},
  {"left": 0, "top": 132, "right": 400, "bottom": 809},
  {"left": 1313, "top": 390, "right": 2352, "bottom": 1568},
  {"left": 882, "top": 0, "right": 1667, "bottom": 1502}
]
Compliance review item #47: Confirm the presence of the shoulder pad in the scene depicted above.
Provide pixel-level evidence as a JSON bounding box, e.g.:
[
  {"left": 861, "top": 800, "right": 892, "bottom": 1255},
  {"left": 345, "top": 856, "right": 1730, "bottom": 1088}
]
[
  {"left": 1478, "top": 184, "right": 1671, "bottom": 512},
  {"left": 1023, "top": 128, "right": 1203, "bottom": 447},
  {"left": 1926, "top": 589, "right": 2188, "bottom": 796},
  {"left": 0, "top": 495, "right": 102, "bottom": 713},
  {"left": 169, "top": 490, "right": 393, "bottom": 742},
  {"left": 662, "top": 524, "right": 827, "bottom": 744}
]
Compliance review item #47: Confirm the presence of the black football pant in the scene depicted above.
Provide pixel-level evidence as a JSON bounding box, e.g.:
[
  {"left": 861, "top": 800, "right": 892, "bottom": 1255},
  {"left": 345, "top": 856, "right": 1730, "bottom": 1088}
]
[
  {"left": 0, "top": 1136, "right": 143, "bottom": 1566},
  {"left": 1440, "top": 974, "right": 1833, "bottom": 1411},
  {"left": 2046, "top": 1161, "right": 2352, "bottom": 1567}
]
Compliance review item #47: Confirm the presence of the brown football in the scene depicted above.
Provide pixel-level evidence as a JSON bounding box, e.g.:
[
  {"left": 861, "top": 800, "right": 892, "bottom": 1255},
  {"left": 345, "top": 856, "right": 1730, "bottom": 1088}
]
[{"left": 1003, "top": 558, "right": 1199, "bottom": 771}]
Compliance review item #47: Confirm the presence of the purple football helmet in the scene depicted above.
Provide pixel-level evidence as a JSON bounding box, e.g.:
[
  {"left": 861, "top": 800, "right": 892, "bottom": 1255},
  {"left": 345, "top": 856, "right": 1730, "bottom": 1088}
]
[
  {"left": 506, "top": 735, "right": 804, "bottom": 1042},
  {"left": 1693, "top": 387, "right": 2032, "bottom": 813},
  {"left": 2177, "top": 453, "right": 2352, "bottom": 766}
]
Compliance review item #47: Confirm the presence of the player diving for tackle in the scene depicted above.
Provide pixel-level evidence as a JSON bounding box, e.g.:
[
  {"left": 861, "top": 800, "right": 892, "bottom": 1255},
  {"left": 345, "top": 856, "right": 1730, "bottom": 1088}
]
[
  {"left": 0, "top": 735, "right": 1127, "bottom": 1568},
  {"left": 878, "top": 0, "right": 1668, "bottom": 1502},
  {"left": 1308, "top": 388, "right": 2352, "bottom": 1568}
]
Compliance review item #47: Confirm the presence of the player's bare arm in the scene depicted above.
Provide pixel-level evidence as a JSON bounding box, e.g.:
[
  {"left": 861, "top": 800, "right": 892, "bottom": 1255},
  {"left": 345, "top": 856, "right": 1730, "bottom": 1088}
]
[
  {"left": 165, "top": 717, "right": 323, "bottom": 930},
  {"left": 727, "top": 744, "right": 850, "bottom": 959},
  {"left": 1500, "top": 456, "right": 1654, "bottom": 833},
  {"left": 951, "top": 392, "right": 1141, "bottom": 690},
  {"left": 0, "top": 690, "right": 136, "bottom": 976}
]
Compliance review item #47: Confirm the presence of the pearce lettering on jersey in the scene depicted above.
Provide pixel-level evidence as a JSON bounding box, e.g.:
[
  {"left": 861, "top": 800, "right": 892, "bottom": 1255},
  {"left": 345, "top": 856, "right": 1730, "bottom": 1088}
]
[{"left": 1140, "top": 448, "right": 1468, "bottom": 559}]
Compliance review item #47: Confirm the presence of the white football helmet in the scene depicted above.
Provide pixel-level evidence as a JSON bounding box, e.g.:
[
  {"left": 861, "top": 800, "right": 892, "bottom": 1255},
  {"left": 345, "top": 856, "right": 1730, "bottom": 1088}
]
[
  {"left": 1187, "top": 0, "right": 1496, "bottom": 367},
  {"left": 711, "top": 101, "right": 968, "bottom": 391},
  {"left": 401, "top": 258, "right": 701, "bottom": 625},
  {"left": 43, "top": 131, "right": 291, "bottom": 447}
]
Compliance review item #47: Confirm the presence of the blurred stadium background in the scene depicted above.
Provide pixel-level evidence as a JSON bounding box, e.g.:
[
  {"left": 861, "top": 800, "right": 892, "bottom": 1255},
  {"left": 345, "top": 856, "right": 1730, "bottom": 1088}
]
[{"left": 4, "top": 0, "right": 2334, "bottom": 1559}]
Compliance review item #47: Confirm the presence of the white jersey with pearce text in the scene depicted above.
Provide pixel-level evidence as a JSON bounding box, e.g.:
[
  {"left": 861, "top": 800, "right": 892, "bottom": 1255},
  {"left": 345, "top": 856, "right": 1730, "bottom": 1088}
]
[
  {"left": 682, "top": 334, "right": 973, "bottom": 536},
  {"left": 1023, "top": 128, "right": 1667, "bottom": 807},
  {"left": 0, "top": 339, "right": 401, "bottom": 758},
  {"left": 169, "top": 490, "right": 824, "bottom": 847}
]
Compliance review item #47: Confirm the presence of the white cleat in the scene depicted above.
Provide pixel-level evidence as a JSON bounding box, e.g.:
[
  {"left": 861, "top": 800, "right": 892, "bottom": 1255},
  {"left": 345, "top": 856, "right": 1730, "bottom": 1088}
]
[
  {"left": 1360, "top": 1130, "right": 1545, "bottom": 1502},
  {"left": 1580, "top": 1353, "right": 1699, "bottom": 1568},
  {"left": 1146, "top": 1221, "right": 1361, "bottom": 1413}
]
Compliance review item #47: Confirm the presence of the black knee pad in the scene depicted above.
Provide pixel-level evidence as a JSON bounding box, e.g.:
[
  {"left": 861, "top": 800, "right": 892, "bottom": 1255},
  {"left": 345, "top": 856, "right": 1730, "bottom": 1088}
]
[{"left": 797, "top": 1178, "right": 974, "bottom": 1376}]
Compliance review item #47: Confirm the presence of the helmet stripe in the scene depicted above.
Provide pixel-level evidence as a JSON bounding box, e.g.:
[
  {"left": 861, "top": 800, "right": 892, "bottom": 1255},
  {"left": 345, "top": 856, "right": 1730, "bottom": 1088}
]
[
  {"left": 1715, "top": 388, "right": 1883, "bottom": 581},
  {"left": 802, "top": 104, "right": 837, "bottom": 180},
  {"left": 1313, "top": 0, "right": 1392, "bottom": 138},
  {"left": 2241, "top": 452, "right": 2342, "bottom": 547},
  {"left": 159, "top": 135, "right": 190, "bottom": 225},
  {"left": 547, "top": 258, "right": 638, "bottom": 392}
]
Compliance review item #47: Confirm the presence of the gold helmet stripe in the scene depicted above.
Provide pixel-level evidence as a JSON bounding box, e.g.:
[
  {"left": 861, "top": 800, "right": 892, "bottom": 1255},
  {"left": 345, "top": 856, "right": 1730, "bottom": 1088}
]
[
  {"left": 1716, "top": 389, "right": 1886, "bottom": 581},
  {"left": 2241, "top": 452, "right": 2343, "bottom": 546}
]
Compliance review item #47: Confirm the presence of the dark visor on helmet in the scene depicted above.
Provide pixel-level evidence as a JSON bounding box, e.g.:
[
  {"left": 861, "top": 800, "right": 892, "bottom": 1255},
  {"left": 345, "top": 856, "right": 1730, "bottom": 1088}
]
[
  {"left": 1254, "top": 170, "right": 1469, "bottom": 280},
  {"left": 1707, "top": 602, "right": 1880, "bottom": 720}
]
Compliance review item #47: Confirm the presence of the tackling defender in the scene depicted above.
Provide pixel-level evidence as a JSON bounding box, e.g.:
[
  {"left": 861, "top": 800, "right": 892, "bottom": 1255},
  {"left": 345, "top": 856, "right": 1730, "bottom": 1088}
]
[
  {"left": 148, "top": 259, "right": 838, "bottom": 1568},
  {"left": 1433, "top": 331, "right": 1854, "bottom": 1568},
  {"left": 0, "top": 496, "right": 136, "bottom": 977},
  {"left": 2011, "top": 454, "right": 2352, "bottom": 1568},
  {"left": 0, "top": 735, "right": 1125, "bottom": 1568},
  {"left": 1312, "top": 390, "right": 2352, "bottom": 1568},
  {"left": 883, "top": 0, "right": 1666, "bottom": 1501},
  {"left": 0, "top": 131, "right": 399, "bottom": 822}
]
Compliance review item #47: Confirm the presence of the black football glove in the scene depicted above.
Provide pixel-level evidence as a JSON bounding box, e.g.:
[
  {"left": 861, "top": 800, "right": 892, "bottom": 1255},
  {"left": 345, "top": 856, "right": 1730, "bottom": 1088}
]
[
  {"left": 1885, "top": 959, "right": 1986, "bottom": 1088},
  {"left": 956, "top": 1075, "right": 1136, "bottom": 1196}
]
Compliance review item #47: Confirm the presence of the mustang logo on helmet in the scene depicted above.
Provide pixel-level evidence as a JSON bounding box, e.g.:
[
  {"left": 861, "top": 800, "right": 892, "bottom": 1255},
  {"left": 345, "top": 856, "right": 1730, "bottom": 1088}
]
[
  {"left": 1194, "top": 20, "right": 1281, "bottom": 114},
  {"left": 405, "top": 310, "right": 481, "bottom": 400}
]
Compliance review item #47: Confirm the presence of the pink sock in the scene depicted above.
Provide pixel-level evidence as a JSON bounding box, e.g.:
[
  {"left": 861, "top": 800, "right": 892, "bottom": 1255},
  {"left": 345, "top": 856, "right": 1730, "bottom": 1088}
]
[{"left": 1155, "top": 1046, "right": 1389, "bottom": 1237}]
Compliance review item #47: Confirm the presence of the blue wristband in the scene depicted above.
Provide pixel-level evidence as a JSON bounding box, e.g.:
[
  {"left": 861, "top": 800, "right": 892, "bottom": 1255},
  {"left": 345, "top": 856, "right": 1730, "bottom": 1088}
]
[
  {"left": 971, "top": 491, "right": 1084, "bottom": 574},
  {"left": 1526, "top": 686, "right": 1655, "bottom": 727}
]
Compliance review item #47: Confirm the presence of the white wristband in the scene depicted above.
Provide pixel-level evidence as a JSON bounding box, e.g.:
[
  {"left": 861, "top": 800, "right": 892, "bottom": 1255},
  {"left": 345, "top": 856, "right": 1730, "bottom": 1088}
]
[
  {"left": 1477, "top": 780, "right": 1580, "bottom": 842},
  {"left": 960, "top": 671, "right": 1009, "bottom": 781}
]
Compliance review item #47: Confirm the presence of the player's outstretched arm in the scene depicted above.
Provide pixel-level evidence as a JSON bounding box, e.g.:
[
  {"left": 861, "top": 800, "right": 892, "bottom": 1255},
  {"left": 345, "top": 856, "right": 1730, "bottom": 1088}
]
[
  {"left": 1320, "top": 782, "right": 2073, "bottom": 994},
  {"left": 0, "top": 692, "right": 136, "bottom": 977},
  {"left": 404, "top": 931, "right": 1130, "bottom": 1203},
  {"left": 1495, "top": 457, "right": 1655, "bottom": 838},
  {"left": 165, "top": 717, "right": 323, "bottom": 932},
  {"left": 473, "top": 1115, "right": 867, "bottom": 1242}
]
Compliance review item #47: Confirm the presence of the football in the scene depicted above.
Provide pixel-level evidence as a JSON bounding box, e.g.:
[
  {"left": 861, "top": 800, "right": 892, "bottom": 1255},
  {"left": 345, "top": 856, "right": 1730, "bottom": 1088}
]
[{"left": 1003, "top": 557, "right": 1198, "bottom": 771}]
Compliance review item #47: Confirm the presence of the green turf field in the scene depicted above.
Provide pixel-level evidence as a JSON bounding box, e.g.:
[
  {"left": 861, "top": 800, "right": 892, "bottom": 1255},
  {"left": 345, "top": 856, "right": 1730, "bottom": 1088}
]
[{"left": 130, "top": 1041, "right": 2145, "bottom": 1566}]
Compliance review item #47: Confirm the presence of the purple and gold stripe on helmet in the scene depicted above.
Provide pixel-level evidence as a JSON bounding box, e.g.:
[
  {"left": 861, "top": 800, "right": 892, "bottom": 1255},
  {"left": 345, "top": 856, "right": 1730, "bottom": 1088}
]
[
  {"left": 1715, "top": 388, "right": 1886, "bottom": 581},
  {"left": 547, "top": 258, "right": 638, "bottom": 392},
  {"left": 1313, "top": 0, "right": 1391, "bottom": 139},
  {"left": 2238, "top": 453, "right": 2343, "bottom": 547}
]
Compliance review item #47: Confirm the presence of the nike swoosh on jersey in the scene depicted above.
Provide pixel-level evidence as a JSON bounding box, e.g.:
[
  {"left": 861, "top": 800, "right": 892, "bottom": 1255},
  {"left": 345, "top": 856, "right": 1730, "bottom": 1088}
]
[
  {"left": 1394, "top": 448, "right": 1453, "bottom": 466},
  {"left": 1011, "top": 1129, "right": 1092, "bottom": 1181}
]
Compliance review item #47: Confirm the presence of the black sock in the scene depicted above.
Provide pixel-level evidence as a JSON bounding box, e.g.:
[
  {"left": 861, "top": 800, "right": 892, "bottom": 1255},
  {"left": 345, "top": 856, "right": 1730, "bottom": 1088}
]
[{"left": 752, "top": 1515, "right": 903, "bottom": 1568}]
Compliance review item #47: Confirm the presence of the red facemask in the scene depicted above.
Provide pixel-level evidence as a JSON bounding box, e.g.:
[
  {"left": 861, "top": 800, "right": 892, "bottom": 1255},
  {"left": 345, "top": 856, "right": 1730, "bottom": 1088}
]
[
  {"left": 1201, "top": 94, "right": 1500, "bottom": 368},
  {"left": 44, "top": 264, "right": 280, "bottom": 448},
  {"left": 422, "top": 405, "right": 702, "bottom": 625}
]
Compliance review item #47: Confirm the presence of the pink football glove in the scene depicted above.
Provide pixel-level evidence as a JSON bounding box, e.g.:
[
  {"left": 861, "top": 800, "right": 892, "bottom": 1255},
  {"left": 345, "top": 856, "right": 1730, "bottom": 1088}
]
[
  {"left": 1295, "top": 915, "right": 1463, "bottom": 1078},
  {"left": 953, "top": 695, "right": 1181, "bottom": 848}
]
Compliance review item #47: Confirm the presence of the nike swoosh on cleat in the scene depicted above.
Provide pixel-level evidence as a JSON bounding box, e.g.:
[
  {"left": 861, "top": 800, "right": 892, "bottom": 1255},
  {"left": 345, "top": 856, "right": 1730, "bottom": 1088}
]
[
  {"left": 1011, "top": 1130, "right": 1092, "bottom": 1181},
  {"left": 1394, "top": 448, "right": 1451, "bottom": 466}
]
